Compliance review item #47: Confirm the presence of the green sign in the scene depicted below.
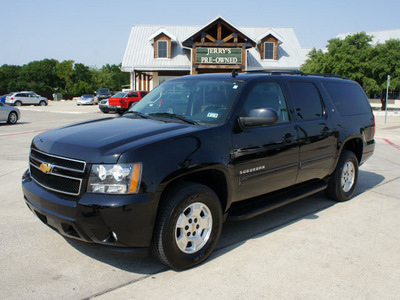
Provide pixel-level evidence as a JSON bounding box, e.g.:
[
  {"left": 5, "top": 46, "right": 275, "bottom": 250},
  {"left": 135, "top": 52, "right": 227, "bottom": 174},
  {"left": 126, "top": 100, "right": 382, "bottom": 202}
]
[{"left": 196, "top": 48, "right": 242, "bottom": 65}]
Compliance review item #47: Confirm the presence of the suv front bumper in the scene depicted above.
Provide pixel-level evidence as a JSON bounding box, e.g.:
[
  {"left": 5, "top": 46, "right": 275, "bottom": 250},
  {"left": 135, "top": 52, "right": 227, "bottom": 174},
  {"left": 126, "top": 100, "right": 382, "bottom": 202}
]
[{"left": 22, "top": 169, "right": 157, "bottom": 256}]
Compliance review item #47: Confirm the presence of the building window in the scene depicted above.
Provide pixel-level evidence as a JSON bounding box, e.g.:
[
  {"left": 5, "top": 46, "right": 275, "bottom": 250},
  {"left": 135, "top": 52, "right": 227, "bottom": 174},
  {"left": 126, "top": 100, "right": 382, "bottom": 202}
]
[
  {"left": 158, "top": 40, "right": 168, "bottom": 58},
  {"left": 264, "top": 42, "right": 274, "bottom": 60}
]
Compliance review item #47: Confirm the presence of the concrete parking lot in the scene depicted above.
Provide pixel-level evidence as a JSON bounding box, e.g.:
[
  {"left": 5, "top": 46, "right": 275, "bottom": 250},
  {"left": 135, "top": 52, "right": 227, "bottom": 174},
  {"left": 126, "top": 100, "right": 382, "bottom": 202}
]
[{"left": 1, "top": 101, "right": 399, "bottom": 299}]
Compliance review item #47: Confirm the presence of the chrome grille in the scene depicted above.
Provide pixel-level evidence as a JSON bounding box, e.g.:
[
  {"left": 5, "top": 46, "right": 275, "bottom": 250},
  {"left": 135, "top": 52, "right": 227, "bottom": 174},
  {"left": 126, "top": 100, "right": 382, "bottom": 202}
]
[{"left": 30, "top": 148, "right": 86, "bottom": 196}]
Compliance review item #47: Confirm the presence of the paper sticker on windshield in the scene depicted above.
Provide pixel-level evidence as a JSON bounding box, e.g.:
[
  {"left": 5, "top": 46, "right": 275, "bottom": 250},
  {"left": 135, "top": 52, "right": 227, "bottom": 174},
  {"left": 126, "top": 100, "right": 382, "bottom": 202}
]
[{"left": 207, "top": 112, "right": 218, "bottom": 118}]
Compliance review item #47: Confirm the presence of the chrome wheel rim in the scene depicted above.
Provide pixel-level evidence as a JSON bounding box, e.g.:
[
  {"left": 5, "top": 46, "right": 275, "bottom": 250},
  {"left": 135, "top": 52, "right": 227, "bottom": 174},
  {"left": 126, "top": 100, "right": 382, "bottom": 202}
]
[
  {"left": 341, "top": 161, "right": 355, "bottom": 193},
  {"left": 175, "top": 202, "right": 212, "bottom": 254},
  {"left": 9, "top": 113, "right": 17, "bottom": 124}
]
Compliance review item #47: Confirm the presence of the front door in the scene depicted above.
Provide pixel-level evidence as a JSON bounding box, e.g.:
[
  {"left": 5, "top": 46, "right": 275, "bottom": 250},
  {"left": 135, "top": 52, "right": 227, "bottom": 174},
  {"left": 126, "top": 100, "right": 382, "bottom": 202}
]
[{"left": 231, "top": 80, "right": 299, "bottom": 202}]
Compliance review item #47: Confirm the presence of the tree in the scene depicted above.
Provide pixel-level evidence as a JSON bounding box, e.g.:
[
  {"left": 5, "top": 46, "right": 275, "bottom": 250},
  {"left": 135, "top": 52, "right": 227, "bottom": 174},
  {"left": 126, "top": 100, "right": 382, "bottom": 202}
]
[{"left": 301, "top": 33, "right": 400, "bottom": 98}]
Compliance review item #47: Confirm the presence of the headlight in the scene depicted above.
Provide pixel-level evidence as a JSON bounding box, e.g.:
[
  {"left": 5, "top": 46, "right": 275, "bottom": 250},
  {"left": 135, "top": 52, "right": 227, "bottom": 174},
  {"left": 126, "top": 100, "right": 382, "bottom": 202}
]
[{"left": 88, "top": 163, "right": 142, "bottom": 194}]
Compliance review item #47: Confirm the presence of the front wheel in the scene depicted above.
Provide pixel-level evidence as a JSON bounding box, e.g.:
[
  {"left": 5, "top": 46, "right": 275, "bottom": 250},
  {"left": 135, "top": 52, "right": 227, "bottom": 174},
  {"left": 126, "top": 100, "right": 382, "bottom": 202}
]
[
  {"left": 152, "top": 183, "right": 223, "bottom": 270},
  {"left": 326, "top": 150, "right": 359, "bottom": 202},
  {"left": 39, "top": 101, "right": 47, "bottom": 106}
]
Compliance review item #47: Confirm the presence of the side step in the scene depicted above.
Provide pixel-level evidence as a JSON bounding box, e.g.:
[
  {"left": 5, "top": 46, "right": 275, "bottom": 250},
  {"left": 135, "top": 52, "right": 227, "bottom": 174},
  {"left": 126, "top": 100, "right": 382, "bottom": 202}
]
[{"left": 227, "top": 180, "right": 328, "bottom": 221}]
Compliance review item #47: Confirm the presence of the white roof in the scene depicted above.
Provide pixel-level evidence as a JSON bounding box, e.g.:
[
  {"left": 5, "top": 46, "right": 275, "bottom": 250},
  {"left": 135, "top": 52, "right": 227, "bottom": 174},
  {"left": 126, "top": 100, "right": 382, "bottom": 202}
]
[
  {"left": 122, "top": 20, "right": 308, "bottom": 72},
  {"left": 336, "top": 29, "right": 400, "bottom": 45}
]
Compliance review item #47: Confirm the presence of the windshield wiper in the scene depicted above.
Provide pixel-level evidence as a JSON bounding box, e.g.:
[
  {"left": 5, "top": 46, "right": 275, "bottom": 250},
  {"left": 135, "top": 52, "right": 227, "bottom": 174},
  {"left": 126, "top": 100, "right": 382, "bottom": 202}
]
[
  {"left": 148, "top": 113, "right": 198, "bottom": 125},
  {"left": 123, "top": 111, "right": 150, "bottom": 119}
]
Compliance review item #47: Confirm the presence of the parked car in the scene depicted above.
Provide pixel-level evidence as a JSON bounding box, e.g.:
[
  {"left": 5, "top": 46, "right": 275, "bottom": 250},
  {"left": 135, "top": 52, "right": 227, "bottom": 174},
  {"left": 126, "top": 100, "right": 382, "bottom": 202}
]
[
  {"left": 0, "top": 102, "right": 20, "bottom": 124},
  {"left": 108, "top": 90, "right": 149, "bottom": 114},
  {"left": 95, "top": 88, "right": 112, "bottom": 102},
  {"left": 22, "top": 71, "right": 375, "bottom": 270},
  {"left": 77, "top": 94, "right": 97, "bottom": 105},
  {"left": 0, "top": 94, "right": 12, "bottom": 104},
  {"left": 98, "top": 99, "right": 116, "bottom": 113},
  {"left": 6, "top": 91, "right": 48, "bottom": 106}
]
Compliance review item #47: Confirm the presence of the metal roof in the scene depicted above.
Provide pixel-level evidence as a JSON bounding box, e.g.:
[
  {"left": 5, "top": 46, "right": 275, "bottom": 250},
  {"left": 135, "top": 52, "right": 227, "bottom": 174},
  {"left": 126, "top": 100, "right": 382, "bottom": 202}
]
[
  {"left": 336, "top": 29, "right": 400, "bottom": 45},
  {"left": 121, "top": 20, "right": 308, "bottom": 72}
]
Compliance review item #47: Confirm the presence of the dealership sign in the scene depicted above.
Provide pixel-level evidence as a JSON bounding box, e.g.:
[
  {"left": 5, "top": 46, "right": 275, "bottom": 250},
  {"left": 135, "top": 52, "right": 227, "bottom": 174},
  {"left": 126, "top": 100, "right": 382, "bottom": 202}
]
[{"left": 196, "top": 48, "right": 242, "bottom": 65}]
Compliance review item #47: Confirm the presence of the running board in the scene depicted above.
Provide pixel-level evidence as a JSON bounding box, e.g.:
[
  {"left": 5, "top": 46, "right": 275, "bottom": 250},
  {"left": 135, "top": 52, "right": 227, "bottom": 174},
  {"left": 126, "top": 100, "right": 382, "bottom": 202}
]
[{"left": 228, "top": 180, "right": 328, "bottom": 221}]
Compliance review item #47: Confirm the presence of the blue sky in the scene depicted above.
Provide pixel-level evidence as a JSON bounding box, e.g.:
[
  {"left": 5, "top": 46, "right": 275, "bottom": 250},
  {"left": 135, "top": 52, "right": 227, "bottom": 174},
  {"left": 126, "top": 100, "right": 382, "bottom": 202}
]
[{"left": 1, "top": 0, "right": 399, "bottom": 67}]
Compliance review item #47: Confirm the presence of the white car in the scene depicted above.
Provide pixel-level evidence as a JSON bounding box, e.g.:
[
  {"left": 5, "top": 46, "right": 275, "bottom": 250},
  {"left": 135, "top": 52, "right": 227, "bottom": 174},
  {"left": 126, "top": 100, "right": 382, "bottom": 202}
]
[
  {"left": 77, "top": 94, "right": 97, "bottom": 105},
  {"left": 6, "top": 91, "right": 48, "bottom": 106},
  {"left": 0, "top": 102, "right": 20, "bottom": 124}
]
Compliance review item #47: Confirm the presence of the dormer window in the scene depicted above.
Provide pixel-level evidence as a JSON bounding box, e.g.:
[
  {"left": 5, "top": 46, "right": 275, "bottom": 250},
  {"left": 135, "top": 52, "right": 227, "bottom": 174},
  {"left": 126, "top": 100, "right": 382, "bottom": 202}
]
[
  {"left": 264, "top": 42, "right": 274, "bottom": 60},
  {"left": 158, "top": 40, "right": 168, "bottom": 58}
]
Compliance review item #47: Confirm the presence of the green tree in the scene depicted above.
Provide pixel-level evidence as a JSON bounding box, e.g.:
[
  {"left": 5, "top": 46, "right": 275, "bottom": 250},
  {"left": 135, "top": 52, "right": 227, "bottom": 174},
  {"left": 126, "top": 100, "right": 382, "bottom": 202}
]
[{"left": 301, "top": 33, "right": 400, "bottom": 98}]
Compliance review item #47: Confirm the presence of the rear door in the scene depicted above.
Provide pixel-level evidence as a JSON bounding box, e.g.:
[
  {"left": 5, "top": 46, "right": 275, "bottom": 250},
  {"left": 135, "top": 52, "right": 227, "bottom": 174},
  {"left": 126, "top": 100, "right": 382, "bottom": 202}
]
[
  {"left": 231, "top": 79, "right": 299, "bottom": 201},
  {"left": 285, "top": 80, "right": 336, "bottom": 183}
]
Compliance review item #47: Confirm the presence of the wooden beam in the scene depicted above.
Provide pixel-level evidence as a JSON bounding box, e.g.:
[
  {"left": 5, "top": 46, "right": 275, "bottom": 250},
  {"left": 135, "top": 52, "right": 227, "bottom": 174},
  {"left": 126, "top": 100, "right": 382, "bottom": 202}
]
[
  {"left": 217, "top": 22, "right": 222, "bottom": 40},
  {"left": 222, "top": 33, "right": 234, "bottom": 42}
]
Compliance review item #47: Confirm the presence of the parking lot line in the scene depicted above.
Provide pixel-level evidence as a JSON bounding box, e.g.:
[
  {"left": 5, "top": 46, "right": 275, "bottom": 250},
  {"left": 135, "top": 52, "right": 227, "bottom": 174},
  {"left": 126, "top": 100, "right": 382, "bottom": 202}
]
[
  {"left": 0, "top": 129, "right": 50, "bottom": 137},
  {"left": 382, "top": 138, "right": 400, "bottom": 150}
]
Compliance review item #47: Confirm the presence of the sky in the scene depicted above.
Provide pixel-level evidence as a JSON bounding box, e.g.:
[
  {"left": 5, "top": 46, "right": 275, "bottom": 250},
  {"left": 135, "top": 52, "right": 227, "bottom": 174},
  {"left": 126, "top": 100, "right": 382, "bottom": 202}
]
[{"left": 1, "top": 0, "right": 400, "bottom": 68}]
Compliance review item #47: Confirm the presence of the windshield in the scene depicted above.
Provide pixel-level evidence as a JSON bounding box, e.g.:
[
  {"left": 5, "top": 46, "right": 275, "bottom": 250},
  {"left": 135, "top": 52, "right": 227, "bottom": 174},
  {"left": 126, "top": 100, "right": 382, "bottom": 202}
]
[
  {"left": 111, "top": 92, "right": 128, "bottom": 98},
  {"left": 98, "top": 89, "right": 110, "bottom": 94},
  {"left": 82, "top": 94, "right": 94, "bottom": 98},
  {"left": 128, "top": 78, "right": 244, "bottom": 125}
]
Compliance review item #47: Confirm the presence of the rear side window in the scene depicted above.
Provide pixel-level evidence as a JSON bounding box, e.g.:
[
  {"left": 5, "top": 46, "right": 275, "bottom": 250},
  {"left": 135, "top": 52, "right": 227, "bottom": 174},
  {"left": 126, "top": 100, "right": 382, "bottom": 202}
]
[
  {"left": 289, "top": 82, "right": 324, "bottom": 121},
  {"left": 323, "top": 82, "right": 371, "bottom": 116},
  {"left": 128, "top": 92, "right": 139, "bottom": 97}
]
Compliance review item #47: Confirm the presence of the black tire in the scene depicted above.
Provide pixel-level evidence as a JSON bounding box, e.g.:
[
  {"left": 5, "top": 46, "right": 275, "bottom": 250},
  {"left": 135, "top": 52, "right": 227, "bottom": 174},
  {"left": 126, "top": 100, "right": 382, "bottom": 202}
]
[
  {"left": 14, "top": 101, "right": 22, "bottom": 107},
  {"left": 39, "top": 101, "right": 47, "bottom": 106},
  {"left": 152, "top": 182, "right": 223, "bottom": 270},
  {"left": 7, "top": 111, "right": 18, "bottom": 124},
  {"left": 325, "top": 150, "right": 359, "bottom": 202}
]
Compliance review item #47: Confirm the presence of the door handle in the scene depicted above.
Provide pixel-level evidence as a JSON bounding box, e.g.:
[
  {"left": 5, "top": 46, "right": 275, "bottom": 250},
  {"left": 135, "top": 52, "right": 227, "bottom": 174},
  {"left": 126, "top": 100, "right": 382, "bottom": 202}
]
[
  {"left": 283, "top": 134, "right": 298, "bottom": 144},
  {"left": 321, "top": 127, "right": 333, "bottom": 136}
]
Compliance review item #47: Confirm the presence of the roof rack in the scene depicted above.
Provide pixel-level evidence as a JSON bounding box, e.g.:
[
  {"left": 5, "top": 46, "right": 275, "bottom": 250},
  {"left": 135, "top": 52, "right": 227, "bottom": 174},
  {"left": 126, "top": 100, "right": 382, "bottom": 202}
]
[
  {"left": 246, "top": 69, "right": 304, "bottom": 75},
  {"left": 245, "top": 69, "right": 347, "bottom": 79}
]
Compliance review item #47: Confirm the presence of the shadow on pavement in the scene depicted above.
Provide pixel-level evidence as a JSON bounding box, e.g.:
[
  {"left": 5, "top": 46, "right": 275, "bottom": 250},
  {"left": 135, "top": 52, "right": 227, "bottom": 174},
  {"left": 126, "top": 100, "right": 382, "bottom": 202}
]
[{"left": 66, "top": 170, "right": 384, "bottom": 272}]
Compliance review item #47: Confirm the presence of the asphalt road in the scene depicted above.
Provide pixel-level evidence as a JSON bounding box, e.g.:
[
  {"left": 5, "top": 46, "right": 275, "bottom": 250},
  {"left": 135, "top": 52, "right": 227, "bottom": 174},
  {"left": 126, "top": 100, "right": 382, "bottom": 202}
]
[{"left": 1, "top": 101, "right": 399, "bottom": 299}]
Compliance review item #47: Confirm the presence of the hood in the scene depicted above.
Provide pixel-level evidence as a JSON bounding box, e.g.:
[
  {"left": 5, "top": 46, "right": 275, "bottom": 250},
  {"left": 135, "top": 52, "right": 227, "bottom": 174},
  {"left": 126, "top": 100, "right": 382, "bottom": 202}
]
[{"left": 32, "top": 117, "right": 202, "bottom": 163}]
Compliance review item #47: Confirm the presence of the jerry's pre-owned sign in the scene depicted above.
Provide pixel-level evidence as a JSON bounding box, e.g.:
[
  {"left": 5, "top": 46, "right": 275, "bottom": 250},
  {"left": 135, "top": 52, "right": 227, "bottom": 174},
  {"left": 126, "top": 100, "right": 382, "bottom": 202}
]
[{"left": 196, "top": 48, "right": 242, "bottom": 64}]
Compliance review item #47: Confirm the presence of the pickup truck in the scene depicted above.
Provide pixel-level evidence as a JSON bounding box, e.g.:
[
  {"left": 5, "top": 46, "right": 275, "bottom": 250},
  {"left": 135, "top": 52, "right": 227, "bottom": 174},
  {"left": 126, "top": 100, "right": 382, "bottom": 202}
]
[
  {"left": 22, "top": 71, "right": 375, "bottom": 270},
  {"left": 108, "top": 90, "right": 148, "bottom": 114}
]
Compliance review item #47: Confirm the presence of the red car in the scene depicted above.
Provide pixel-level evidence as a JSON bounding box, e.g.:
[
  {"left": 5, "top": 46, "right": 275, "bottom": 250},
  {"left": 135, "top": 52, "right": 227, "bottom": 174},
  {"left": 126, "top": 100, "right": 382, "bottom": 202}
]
[{"left": 108, "top": 90, "right": 148, "bottom": 114}]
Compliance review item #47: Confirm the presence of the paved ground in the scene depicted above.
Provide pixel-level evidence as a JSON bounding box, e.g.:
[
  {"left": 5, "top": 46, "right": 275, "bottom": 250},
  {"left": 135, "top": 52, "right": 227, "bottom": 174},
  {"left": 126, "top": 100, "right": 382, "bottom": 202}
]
[{"left": 0, "top": 101, "right": 399, "bottom": 299}]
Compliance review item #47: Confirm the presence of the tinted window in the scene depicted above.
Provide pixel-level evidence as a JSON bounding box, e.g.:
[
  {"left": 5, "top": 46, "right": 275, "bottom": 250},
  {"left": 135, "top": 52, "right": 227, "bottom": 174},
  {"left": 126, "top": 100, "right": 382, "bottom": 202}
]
[
  {"left": 243, "top": 82, "right": 289, "bottom": 123},
  {"left": 323, "top": 82, "right": 371, "bottom": 116},
  {"left": 290, "top": 82, "right": 324, "bottom": 121},
  {"left": 128, "top": 92, "right": 139, "bottom": 97},
  {"left": 140, "top": 92, "right": 148, "bottom": 97}
]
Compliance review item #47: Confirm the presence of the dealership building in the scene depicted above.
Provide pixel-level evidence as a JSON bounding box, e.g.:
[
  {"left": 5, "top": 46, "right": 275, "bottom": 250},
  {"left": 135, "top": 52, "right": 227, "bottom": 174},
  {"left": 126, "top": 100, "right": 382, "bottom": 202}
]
[{"left": 121, "top": 16, "right": 309, "bottom": 90}]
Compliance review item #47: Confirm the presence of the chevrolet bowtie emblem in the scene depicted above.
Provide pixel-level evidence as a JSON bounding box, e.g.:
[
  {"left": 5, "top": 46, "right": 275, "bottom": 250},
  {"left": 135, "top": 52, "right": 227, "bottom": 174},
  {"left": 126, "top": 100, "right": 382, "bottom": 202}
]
[{"left": 39, "top": 163, "right": 52, "bottom": 174}]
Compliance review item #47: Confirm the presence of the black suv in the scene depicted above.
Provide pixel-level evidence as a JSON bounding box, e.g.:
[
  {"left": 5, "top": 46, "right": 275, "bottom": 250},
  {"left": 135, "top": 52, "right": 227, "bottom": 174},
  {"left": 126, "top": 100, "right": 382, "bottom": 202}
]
[
  {"left": 95, "top": 88, "right": 112, "bottom": 101},
  {"left": 22, "top": 71, "right": 375, "bottom": 270}
]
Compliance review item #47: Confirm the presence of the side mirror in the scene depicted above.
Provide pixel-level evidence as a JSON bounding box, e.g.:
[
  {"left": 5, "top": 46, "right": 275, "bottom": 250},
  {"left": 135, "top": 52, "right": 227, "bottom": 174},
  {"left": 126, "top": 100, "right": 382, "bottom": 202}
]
[{"left": 239, "top": 108, "right": 279, "bottom": 128}]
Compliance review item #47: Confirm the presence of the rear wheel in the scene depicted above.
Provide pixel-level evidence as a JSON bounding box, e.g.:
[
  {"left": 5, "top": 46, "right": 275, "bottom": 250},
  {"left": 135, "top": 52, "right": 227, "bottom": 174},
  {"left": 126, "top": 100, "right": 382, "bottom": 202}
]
[
  {"left": 7, "top": 111, "right": 18, "bottom": 124},
  {"left": 326, "top": 150, "right": 358, "bottom": 202},
  {"left": 14, "top": 101, "right": 22, "bottom": 107},
  {"left": 152, "top": 182, "right": 223, "bottom": 270}
]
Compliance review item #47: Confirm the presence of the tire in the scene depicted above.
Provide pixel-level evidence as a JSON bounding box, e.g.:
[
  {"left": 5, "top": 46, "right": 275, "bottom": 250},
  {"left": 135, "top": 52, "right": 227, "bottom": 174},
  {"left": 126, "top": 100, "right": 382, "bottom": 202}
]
[
  {"left": 14, "top": 101, "right": 22, "bottom": 107},
  {"left": 325, "top": 150, "right": 358, "bottom": 202},
  {"left": 152, "top": 182, "right": 223, "bottom": 270},
  {"left": 39, "top": 101, "right": 47, "bottom": 106},
  {"left": 7, "top": 111, "right": 18, "bottom": 124}
]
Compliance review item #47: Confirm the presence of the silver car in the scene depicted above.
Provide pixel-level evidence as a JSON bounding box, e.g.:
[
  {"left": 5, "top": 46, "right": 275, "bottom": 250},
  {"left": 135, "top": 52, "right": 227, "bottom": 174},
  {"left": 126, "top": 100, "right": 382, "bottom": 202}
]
[
  {"left": 6, "top": 91, "right": 48, "bottom": 106},
  {"left": 0, "top": 102, "right": 20, "bottom": 124}
]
